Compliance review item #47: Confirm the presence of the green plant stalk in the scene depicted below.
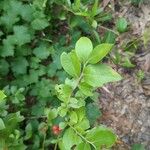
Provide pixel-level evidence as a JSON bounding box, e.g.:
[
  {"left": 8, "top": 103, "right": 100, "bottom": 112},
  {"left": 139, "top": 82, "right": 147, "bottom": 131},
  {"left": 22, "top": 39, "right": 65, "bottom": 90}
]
[
  {"left": 54, "top": 136, "right": 59, "bottom": 150},
  {"left": 98, "top": 25, "right": 119, "bottom": 35},
  {"left": 42, "top": 133, "right": 46, "bottom": 150},
  {"left": 72, "top": 63, "right": 87, "bottom": 91}
]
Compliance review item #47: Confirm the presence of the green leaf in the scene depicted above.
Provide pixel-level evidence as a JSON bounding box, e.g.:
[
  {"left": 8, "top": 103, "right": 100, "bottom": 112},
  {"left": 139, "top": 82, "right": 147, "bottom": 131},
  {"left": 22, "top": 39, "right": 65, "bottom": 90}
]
[
  {"left": 69, "top": 98, "right": 85, "bottom": 108},
  {"left": 33, "top": 43, "right": 51, "bottom": 59},
  {"left": 73, "top": 108, "right": 90, "bottom": 131},
  {"left": 78, "top": 82, "right": 93, "bottom": 96},
  {"left": 74, "top": 0, "right": 81, "bottom": 10},
  {"left": 86, "top": 103, "right": 101, "bottom": 125},
  {"left": 103, "top": 31, "right": 116, "bottom": 44},
  {"left": 24, "top": 123, "right": 32, "bottom": 140},
  {"left": 75, "top": 142, "right": 91, "bottom": 150},
  {"left": 75, "top": 37, "right": 93, "bottom": 63},
  {"left": 62, "top": 128, "right": 82, "bottom": 150},
  {"left": 61, "top": 51, "right": 81, "bottom": 77},
  {"left": 31, "top": 18, "right": 49, "bottom": 30},
  {"left": 1, "top": 35, "right": 15, "bottom": 57},
  {"left": 11, "top": 57, "right": 29, "bottom": 75},
  {"left": 88, "top": 44, "right": 113, "bottom": 64},
  {"left": 20, "top": 4, "right": 34, "bottom": 21},
  {"left": 44, "top": 108, "right": 57, "bottom": 124},
  {"left": 91, "top": 0, "right": 98, "bottom": 17},
  {"left": 55, "top": 84, "right": 72, "bottom": 102},
  {"left": 83, "top": 64, "right": 122, "bottom": 87},
  {"left": 13, "top": 25, "right": 31, "bottom": 46},
  {"left": 0, "top": 13, "right": 19, "bottom": 30},
  {"left": 69, "top": 111, "right": 78, "bottom": 124},
  {"left": 58, "top": 140, "right": 66, "bottom": 150},
  {"left": 86, "top": 126, "right": 117, "bottom": 148},
  {"left": 131, "top": 144, "right": 145, "bottom": 150},
  {"left": 0, "top": 90, "right": 6, "bottom": 101},
  {"left": 131, "top": 0, "right": 143, "bottom": 5},
  {"left": 116, "top": 17, "right": 128, "bottom": 33},
  {"left": 74, "top": 118, "right": 90, "bottom": 132},
  {"left": 0, "top": 118, "right": 5, "bottom": 130},
  {"left": 0, "top": 59, "right": 9, "bottom": 76}
]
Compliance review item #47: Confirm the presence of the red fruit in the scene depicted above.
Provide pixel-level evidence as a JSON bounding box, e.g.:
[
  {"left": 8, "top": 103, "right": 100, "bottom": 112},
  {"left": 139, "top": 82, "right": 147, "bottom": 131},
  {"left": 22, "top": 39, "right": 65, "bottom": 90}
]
[
  {"left": 52, "top": 125, "right": 61, "bottom": 135},
  {"left": 52, "top": 125, "right": 59, "bottom": 131},
  {"left": 53, "top": 130, "right": 60, "bottom": 135}
]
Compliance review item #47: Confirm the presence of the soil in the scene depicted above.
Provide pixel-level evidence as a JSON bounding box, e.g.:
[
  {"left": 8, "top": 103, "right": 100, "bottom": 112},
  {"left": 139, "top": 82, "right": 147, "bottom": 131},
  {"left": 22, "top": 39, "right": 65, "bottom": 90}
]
[{"left": 98, "top": 1, "right": 150, "bottom": 150}]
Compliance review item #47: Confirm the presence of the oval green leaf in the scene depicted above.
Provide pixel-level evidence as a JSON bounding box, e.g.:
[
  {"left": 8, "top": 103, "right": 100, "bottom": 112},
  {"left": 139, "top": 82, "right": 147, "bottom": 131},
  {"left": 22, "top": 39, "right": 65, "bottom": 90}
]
[
  {"left": 75, "top": 142, "right": 91, "bottom": 150},
  {"left": 116, "top": 17, "right": 128, "bottom": 33},
  {"left": 88, "top": 44, "right": 113, "bottom": 64},
  {"left": 86, "top": 126, "right": 117, "bottom": 148},
  {"left": 61, "top": 51, "right": 81, "bottom": 77},
  {"left": 75, "top": 37, "right": 93, "bottom": 63},
  {"left": 62, "top": 128, "right": 82, "bottom": 150},
  {"left": 0, "top": 118, "right": 5, "bottom": 130},
  {"left": 83, "top": 64, "right": 122, "bottom": 87}
]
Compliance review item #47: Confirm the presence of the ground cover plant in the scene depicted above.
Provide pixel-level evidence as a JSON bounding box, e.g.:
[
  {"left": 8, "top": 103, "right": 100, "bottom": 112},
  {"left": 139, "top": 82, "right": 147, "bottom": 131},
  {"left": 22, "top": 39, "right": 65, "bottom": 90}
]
[{"left": 1, "top": 0, "right": 147, "bottom": 149}]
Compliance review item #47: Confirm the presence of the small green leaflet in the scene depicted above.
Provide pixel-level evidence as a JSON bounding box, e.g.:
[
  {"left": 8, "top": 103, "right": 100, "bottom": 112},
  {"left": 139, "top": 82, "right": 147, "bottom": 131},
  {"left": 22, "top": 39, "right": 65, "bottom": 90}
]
[
  {"left": 86, "top": 126, "right": 117, "bottom": 148},
  {"left": 74, "top": 0, "right": 81, "bottom": 10},
  {"left": 62, "top": 128, "right": 82, "bottom": 150},
  {"left": 91, "top": 0, "right": 98, "bottom": 17},
  {"left": 75, "top": 37, "right": 93, "bottom": 63},
  {"left": 24, "top": 123, "right": 32, "bottom": 140},
  {"left": 0, "top": 59, "right": 9, "bottom": 76},
  {"left": 83, "top": 64, "right": 122, "bottom": 87},
  {"left": 33, "top": 43, "right": 51, "bottom": 59},
  {"left": 116, "top": 17, "right": 128, "bottom": 33},
  {"left": 78, "top": 82, "right": 93, "bottom": 96},
  {"left": 0, "top": 118, "right": 5, "bottom": 130},
  {"left": 75, "top": 142, "right": 91, "bottom": 150},
  {"left": 11, "top": 57, "right": 29, "bottom": 75},
  {"left": 31, "top": 18, "right": 49, "bottom": 30},
  {"left": 13, "top": 25, "right": 31, "bottom": 46},
  {"left": 55, "top": 84, "right": 72, "bottom": 102},
  {"left": 88, "top": 43, "right": 113, "bottom": 64},
  {"left": 1, "top": 35, "right": 15, "bottom": 57},
  {"left": 61, "top": 51, "right": 81, "bottom": 77},
  {"left": 103, "top": 31, "right": 116, "bottom": 44},
  {"left": 69, "top": 111, "right": 78, "bottom": 124},
  {"left": 86, "top": 103, "right": 101, "bottom": 125},
  {"left": 0, "top": 90, "right": 6, "bottom": 101},
  {"left": 131, "top": 144, "right": 145, "bottom": 150}
]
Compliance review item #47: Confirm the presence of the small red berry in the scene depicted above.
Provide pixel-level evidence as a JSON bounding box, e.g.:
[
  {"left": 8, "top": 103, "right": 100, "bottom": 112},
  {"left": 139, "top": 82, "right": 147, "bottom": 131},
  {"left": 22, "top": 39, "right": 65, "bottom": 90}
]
[
  {"left": 53, "top": 130, "right": 59, "bottom": 135},
  {"left": 52, "top": 125, "right": 59, "bottom": 131},
  {"left": 52, "top": 125, "right": 61, "bottom": 135}
]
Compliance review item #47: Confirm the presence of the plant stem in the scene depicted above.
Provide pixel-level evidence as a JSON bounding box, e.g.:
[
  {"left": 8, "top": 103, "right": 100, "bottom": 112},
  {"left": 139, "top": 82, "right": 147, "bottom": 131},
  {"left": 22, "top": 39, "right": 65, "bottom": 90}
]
[
  {"left": 42, "top": 134, "right": 46, "bottom": 150},
  {"left": 68, "top": 123, "right": 97, "bottom": 150},
  {"left": 72, "top": 63, "right": 87, "bottom": 91},
  {"left": 54, "top": 142, "right": 58, "bottom": 150},
  {"left": 54, "top": 136, "right": 59, "bottom": 150},
  {"left": 98, "top": 25, "right": 119, "bottom": 35},
  {"left": 25, "top": 115, "right": 47, "bottom": 120}
]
